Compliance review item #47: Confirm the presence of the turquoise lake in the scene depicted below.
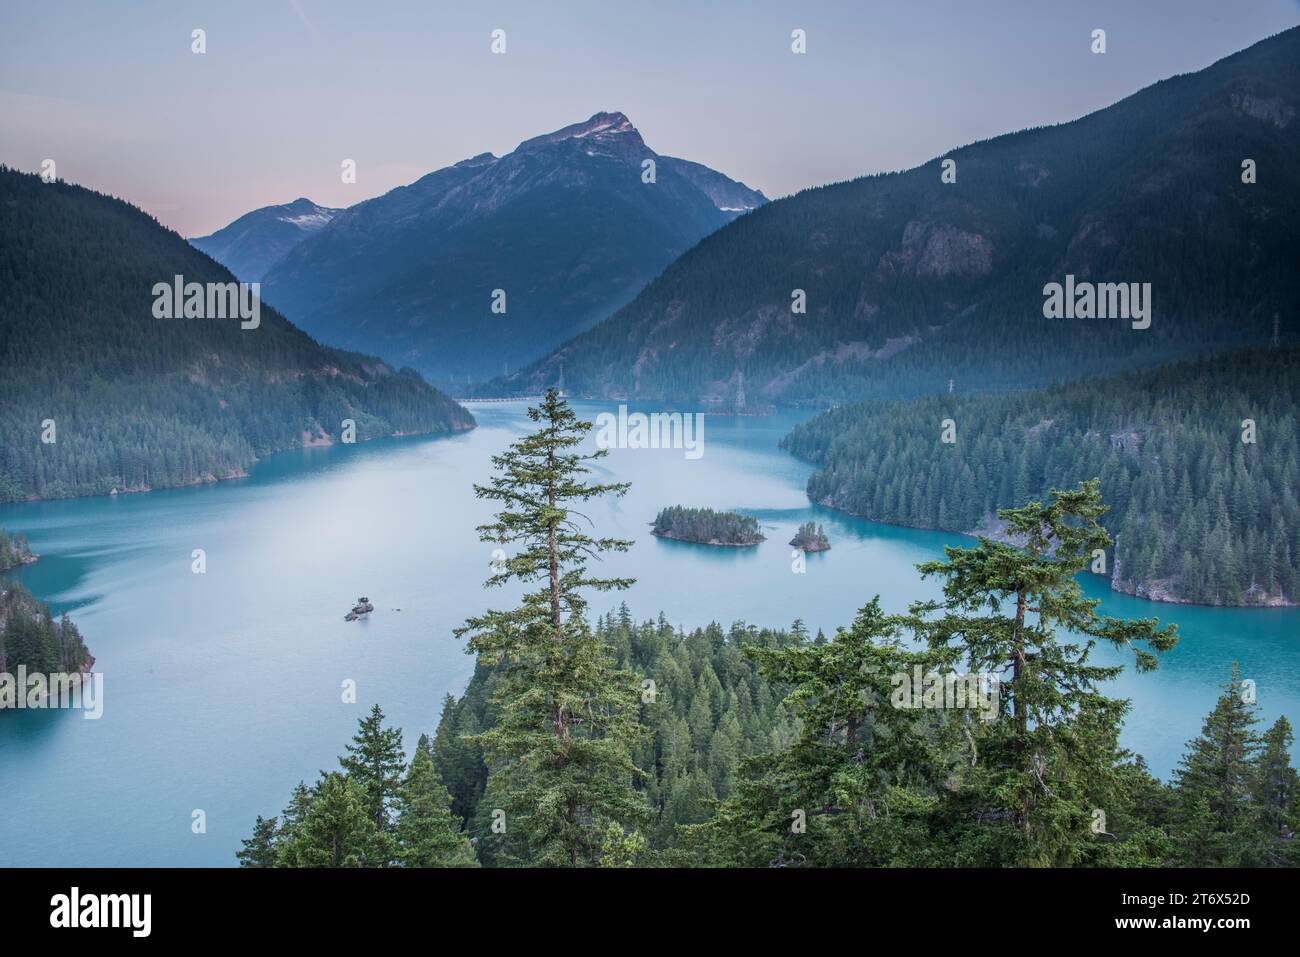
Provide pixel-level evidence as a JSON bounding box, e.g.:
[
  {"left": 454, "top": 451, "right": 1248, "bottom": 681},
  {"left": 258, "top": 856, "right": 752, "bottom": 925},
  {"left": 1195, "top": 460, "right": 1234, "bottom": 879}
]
[{"left": 1, "top": 401, "right": 1296, "bottom": 866}]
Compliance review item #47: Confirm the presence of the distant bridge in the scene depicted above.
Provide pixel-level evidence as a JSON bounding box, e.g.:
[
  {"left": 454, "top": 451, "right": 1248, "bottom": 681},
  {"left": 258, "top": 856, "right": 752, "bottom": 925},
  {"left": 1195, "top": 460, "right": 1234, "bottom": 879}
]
[{"left": 454, "top": 395, "right": 548, "bottom": 404}]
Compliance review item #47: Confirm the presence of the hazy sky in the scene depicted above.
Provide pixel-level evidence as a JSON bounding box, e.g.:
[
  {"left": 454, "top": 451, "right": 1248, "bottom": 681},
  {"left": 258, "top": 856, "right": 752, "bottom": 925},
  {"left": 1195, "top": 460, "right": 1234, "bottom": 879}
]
[{"left": 3, "top": 0, "right": 1297, "bottom": 237}]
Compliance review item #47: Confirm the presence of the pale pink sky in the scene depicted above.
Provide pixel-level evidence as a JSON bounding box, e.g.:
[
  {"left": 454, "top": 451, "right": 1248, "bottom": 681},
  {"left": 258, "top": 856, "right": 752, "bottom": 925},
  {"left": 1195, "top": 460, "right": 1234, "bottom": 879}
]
[{"left": 2, "top": 0, "right": 1297, "bottom": 237}]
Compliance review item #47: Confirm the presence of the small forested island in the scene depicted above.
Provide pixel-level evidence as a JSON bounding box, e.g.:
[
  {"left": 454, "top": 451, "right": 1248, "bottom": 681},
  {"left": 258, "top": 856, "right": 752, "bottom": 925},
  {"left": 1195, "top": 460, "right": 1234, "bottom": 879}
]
[
  {"left": 789, "top": 521, "right": 830, "bottom": 552},
  {"left": 245, "top": 394, "right": 1300, "bottom": 870},
  {"left": 0, "top": 527, "right": 37, "bottom": 572},
  {"left": 0, "top": 581, "right": 93, "bottom": 679},
  {"left": 651, "top": 506, "right": 764, "bottom": 546}
]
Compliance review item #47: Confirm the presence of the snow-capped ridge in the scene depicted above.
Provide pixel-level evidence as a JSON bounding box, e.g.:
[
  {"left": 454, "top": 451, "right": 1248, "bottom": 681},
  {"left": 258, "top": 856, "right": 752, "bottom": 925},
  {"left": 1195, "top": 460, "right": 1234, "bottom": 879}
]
[
  {"left": 454, "top": 152, "right": 498, "bottom": 168},
  {"left": 517, "top": 111, "right": 643, "bottom": 151}
]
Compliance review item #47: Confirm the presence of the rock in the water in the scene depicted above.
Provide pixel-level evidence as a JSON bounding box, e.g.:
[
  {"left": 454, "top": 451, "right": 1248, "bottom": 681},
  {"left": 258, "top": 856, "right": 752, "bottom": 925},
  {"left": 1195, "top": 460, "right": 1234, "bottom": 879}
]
[{"left": 344, "top": 596, "right": 375, "bottom": 621}]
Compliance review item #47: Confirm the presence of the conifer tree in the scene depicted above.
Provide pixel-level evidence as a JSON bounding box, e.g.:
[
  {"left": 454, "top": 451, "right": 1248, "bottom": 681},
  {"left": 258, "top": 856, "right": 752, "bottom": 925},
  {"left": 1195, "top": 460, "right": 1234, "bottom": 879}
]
[
  {"left": 394, "top": 743, "right": 479, "bottom": 867},
  {"left": 340, "top": 704, "right": 406, "bottom": 834},
  {"left": 909, "top": 480, "right": 1179, "bottom": 865},
  {"left": 685, "top": 600, "right": 943, "bottom": 867},
  {"left": 276, "top": 781, "right": 314, "bottom": 850},
  {"left": 278, "top": 772, "right": 383, "bottom": 868},
  {"left": 1254, "top": 716, "right": 1300, "bottom": 867},
  {"left": 431, "top": 688, "right": 489, "bottom": 824},
  {"left": 235, "top": 815, "right": 279, "bottom": 868},
  {"left": 455, "top": 390, "right": 648, "bottom": 866},
  {"left": 1169, "top": 664, "right": 1265, "bottom": 866},
  {"left": 597, "top": 821, "right": 648, "bottom": 867}
]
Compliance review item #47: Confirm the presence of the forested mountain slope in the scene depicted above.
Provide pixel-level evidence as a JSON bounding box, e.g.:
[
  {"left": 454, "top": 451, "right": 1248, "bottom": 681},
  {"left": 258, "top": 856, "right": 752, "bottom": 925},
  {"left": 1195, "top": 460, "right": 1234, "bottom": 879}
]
[
  {"left": 782, "top": 347, "right": 1300, "bottom": 606},
  {"left": 500, "top": 28, "right": 1300, "bottom": 405},
  {"left": 0, "top": 167, "right": 473, "bottom": 503},
  {"left": 0, "top": 580, "right": 93, "bottom": 678},
  {"left": 260, "top": 112, "right": 766, "bottom": 386}
]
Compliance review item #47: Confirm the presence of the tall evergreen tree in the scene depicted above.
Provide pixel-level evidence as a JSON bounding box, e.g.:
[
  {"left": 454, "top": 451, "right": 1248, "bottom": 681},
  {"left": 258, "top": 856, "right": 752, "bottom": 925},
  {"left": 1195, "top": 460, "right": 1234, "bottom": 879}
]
[
  {"left": 455, "top": 390, "right": 648, "bottom": 866},
  {"left": 909, "top": 480, "right": 1179, "bottom": 865},
  {"left": 339, "top": 704, "right": 407, "bottom": 834},
  {"left": 1169, "top": 664, "right": 1265, "bottom": 866},
  {"left": 684, "top": 599, "right": 944, "bottom": 867},
  {"left": 276, "top": 781, "right": 314, "bottom": 851},
  {"left": 394, "top": 743, "right": 479, "bottom": 867},
  {"left": 1254, "top": 716, "right": 1300, "bottom": 867},
  {"left": 235, "top": 815, "right": 279, "bottom": 868},
  {"left": 278, "top": 772, "right": 384, "bottom": 868}
]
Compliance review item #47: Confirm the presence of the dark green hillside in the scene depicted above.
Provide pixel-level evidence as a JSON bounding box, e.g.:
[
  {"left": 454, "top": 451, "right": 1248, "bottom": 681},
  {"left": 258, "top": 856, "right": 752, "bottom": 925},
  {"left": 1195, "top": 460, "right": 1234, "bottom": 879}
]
[
  {"left": 428, "top": 608, "right": 803, "bottom": 859},
  {"left": 260, "top": 113, "right": 765, "bottom": 386},
  {"left": 0, "top": 167, "right": 473, "bottom": 502},
  {"left": 0, "top": 580, "right": 92, "bottom": 677},
  {"left": 0, "top": 527, "right": 36, "bottom": 572},
  {"left": 782, "top": 347, "right": 1300, "bottom": 606},
  {"left": 499, "top": 27, "right": 1300, "bottom": 405}
]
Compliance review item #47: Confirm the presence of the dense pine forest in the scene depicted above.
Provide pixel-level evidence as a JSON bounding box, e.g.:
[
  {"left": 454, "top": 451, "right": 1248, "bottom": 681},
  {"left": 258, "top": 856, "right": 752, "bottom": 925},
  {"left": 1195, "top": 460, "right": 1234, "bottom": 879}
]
[
  {"left": 236, "top": 708, "right": 477, "bottom": 868},
  {"left": 242, "top": 394, "right": 1299, "bottom": 868},
  {"left": 783, "top": 347, "right": 1300, "bottom": 606},
  {"left": 430, "top": 610, "right": 804, "bottom": 858},
  {"left": 0, "top": 581, "right": 92, "bottom": 677},
  {"left": 494, "top": 28, "right": 1299, "bottom": 407},
  {"left": 245, "top": 608, "right": 1300, "bottom": 867},
  {"left": 0, "top": 528, "right": 36, "bottom": 572},
  {"left": 0, "top": 167, "right": 474, "bottom": 503},
  {"left": 651, "top": 506, "right": 765, "bottom": 546}
]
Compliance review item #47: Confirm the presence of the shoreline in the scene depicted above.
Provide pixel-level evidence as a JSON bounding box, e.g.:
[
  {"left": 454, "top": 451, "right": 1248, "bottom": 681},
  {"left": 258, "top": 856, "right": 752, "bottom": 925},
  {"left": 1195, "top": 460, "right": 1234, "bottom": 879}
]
[
  {"left": 5, "top": 421, "right": 476, "bottom": 507},
  {"left": 0, "top": 553, "right": 39, "bottom": 574},
  {"left": 650, "top": 529, "right": 765, "bottom": 548},
  {"left": 812, "top": 495, "right": 1296, "bottom": 611},
  {"left": 790, "top": 542, "right": 831, "bottom": 553}
]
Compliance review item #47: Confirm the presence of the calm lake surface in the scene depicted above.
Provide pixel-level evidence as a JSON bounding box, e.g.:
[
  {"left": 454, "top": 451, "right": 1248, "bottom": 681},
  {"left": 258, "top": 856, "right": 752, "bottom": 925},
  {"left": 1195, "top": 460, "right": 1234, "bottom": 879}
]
[{"left": 1, "top": 401, "right": 1296, "bottom": 866}]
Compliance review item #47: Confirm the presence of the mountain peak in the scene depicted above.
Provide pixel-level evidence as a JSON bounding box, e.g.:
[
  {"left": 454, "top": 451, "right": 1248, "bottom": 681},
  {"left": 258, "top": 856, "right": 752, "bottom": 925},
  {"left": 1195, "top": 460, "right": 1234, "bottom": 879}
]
[
  {"left": 505, "top": 27, "right": 1300, "bottom": 406},
  {"left": 454, "top": 152, "right": 498, "bottom": 169},
  {"left": 573, "top": 111, "right": 636, "bottom": 135},
  {"left": 190, "top": 197, "right": 343, "bottom": 281},
  {"left": 518, "top": 111, "right": 643, "bottom": 151},
  {"left": 257, "top": 107, "right": 765, "bottom": 383}
]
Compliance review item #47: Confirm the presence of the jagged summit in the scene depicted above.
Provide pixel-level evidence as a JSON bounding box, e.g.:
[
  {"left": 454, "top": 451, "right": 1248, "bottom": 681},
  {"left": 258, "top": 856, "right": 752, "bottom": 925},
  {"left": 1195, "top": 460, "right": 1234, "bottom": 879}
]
[
  {"left": 501, "top": 26, "right": 1300, "bottom": 405},
  {"left": 518, "top": 111, "right": 644, "bottom": 150},
  {"left": 232, "top": 112, "right": 765, "bottom": 384},
  {"left": 190, "top": 197, "right": 343, "bottom": 282},
  {"left": 570, "top": 111, "right": 637, "bottom": 136},
  {"left": 274, "top": 198, "right": 337, "bottom": 228},
  {"left": 454, "top": 152, "right": 498, "bottom": 169}
]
